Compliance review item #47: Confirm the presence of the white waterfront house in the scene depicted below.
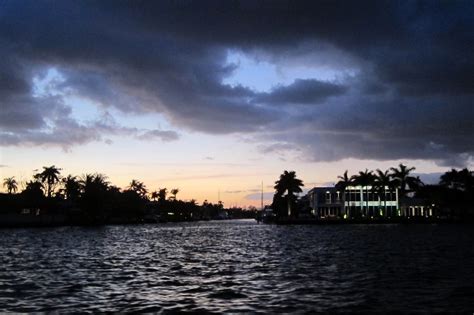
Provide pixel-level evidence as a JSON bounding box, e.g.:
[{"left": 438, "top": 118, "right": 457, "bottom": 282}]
[
  {"left": 307, "top": 185, "right": 399, "bottom": 219},
  {"left": 308, "top": 185, "right": 436, "bottom": 219}
]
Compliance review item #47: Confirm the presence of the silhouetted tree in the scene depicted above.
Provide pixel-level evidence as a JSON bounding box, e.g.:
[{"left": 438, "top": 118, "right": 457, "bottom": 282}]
[
  {"left": 188, "top": 199, "right": 198, "bottom": 218},
  {"left": 151, "top": 191, "right": 159, "bottom": 201},
  {"left": 352, "top": 169, "right": 375, "bottom": 216},
  {"left": 440, "top": 168, "right": 473, "bottom": 192},
  {"left": 22, "top": 180, "right": 44, "bottom": 207},
  {"left": 336, "top": 170, "right": 352, "bottom": 216},
  {"left": 390, "top": 164, "right": 416, "bottom": 197},
  {"left": 274, "top": 170, "right": 304, "bottom": 217},
  {"left": 336, "top": 170, "right": 352, "bottom": 191},
  {"left": 108, "top": 185, "right": 121, "bottom": 194},
  {"left": 120, "top": 189, "right": 146, "bottom": 220},
  {"left": 271, "top": 194, "right": 286, "bottom": 217},
  {"left": 373, "top": 169, "right": 393, "bottom": 217},
  {"left": 128, "top": 179, "right": 148, "bottom": 199},
  {"left": 79, "top": 173, "right": 109, "bottom": 220},
  {"left": 62, "top": 175, "right": 81, "bottom": 201},
  {"left": 437, "top": 168, "right": 474, "bottom": 219},
  {"left": 170, "top": 188, "right": 179, "bottom": 201},
  {"left": 158, "top": 188, "right": 167, "bottom": 202},
  {"left": 407, "top": 176, "right": 423, "bottom": 193},
  {"left": 3, "top": 177, "right": 18, "bottom": 194},
  {"left": 38, "top": 165, "right": 61, "bottom": 198}
]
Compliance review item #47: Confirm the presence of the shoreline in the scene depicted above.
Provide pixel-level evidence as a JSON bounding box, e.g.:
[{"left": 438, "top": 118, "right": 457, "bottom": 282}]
[{"left": 262, "top": 216, "right": 472, "bottom": 225}]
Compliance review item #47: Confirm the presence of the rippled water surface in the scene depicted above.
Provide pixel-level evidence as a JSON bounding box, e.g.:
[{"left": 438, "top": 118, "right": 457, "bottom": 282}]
[{"left": 1, "top": 220, "right": 473, "bottom": 312}]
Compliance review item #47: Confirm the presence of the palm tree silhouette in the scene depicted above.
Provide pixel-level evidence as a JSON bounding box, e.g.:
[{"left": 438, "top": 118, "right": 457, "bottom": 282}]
[
  {"left": 38, "top": 165, "right": 61, "bottom": 198},
  {"left": 78, "top": 173, "right": 109, "bottom": 219},
  {"left": 353, "top": 169, "right": 375, "bottom": 217},
  {"left": 25, "top": 180, "right": 44, "bottom": 192},
  {"left": 274, "top": 170, "right": 304, "bottom": 217},
  {"left": 390, "top": 164, "right": 416, "bottom": 197},
  {"left": 440, "top": 168, "right": 473, "bottom": 191},
  {"left": 128, "top": 179, "right": 148, "bottom": 198},
  {"left": 406, "top": 176, "right": 423, "bottom": 194},
  {"left": 336, "top": 170, "right": 353, "bottom": 217},
  {"left": 151, "top": 191, "right": 159, "bottom": 201},
  {"left": 158, "top": 188, "right": 167, "bottom": 202},
  {"left": 373, "top": 169, "right": 393, "bottom": 217},
  {"left": 62, "top": 175, "right": 81, "bottom": 201},
  {"left": 170, "top": 188, "right": 179, "bottom": 201},
  {"left": 3, "top": 177, "right": 18, "bottom": 194},
  {"left": 79, "top": 173, "right": 109, "bottom": 194},
  {"left": 23, "top": 180, "right": 45, "bottom": 205}
]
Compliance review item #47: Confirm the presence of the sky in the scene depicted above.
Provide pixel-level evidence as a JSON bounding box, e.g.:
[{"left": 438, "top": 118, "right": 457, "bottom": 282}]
[{"left": 1, "top": 0, "right": 473, "bottom": 207}]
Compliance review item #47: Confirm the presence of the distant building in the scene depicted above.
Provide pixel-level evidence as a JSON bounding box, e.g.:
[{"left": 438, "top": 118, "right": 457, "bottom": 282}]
[
  {"left": 307, "top": 187, "right": 345, "bottom": 218},
  {"left": 307, "top": 186, "right": 399, "bottom": 218},
  {"left": 399, "top": 197, "right": 434, "bottom": 217},
  {"left": 308, "top": 186, "right": 436, "bottom": 219}
]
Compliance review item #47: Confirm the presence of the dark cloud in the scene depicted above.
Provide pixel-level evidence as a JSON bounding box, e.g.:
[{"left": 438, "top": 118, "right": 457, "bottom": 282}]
[
  {"left": 257, "top": 142, "right": 302, "bottom": 161},
  {"left": 136, "top": 129, "right": 180, "bottom": 142},
  {"left": 257, "top": 79, "right": 347, "bottom": 105},
  {"left": 0, "top": 112, "right": 132, "bottom": 149},
  {"left": 0, "top": 0, "right": 472, "bottom": 166},
  {"left": 0, "top": 105, "right": 178, "bottom": 149}
]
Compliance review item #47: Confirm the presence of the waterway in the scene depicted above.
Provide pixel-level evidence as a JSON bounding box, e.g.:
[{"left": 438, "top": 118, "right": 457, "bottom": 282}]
[{"left": 1, "top": 220, "right": 473, "bottom": 312}]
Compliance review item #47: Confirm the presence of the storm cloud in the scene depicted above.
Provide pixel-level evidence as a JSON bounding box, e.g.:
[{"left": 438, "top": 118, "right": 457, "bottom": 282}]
[{"left": 0, "top": 0, "right": 473, "bottom": 165}]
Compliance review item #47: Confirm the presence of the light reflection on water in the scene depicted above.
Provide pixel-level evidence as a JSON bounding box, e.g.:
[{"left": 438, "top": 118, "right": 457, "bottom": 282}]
[{"left": 0, "top": 220, "right": 473, "bottom": 312}]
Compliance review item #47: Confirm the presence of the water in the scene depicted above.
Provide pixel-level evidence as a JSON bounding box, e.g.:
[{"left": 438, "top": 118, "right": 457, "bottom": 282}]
[{"left": 0, "top": 220, "right": 473, "bottom": 313}]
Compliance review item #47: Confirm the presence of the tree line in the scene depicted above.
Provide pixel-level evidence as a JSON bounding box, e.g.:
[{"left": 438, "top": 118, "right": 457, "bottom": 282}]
[{"left": 1, "top": 165, "right": 253, "bottom": 225}]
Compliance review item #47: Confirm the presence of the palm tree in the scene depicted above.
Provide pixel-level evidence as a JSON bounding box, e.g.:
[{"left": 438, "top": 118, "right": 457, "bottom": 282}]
[
  {"left": 128, "top": 179, "right": 148, "bottom": 198},
  {"left": 79, "top": 174, "right": 94, "bottom": 193},
  {"left": 440, "top": 168, "right": 473, "bottom": 192},
  {"left": 406, "top": 175, "right": 424, "bottom": 193},
  {"left": 274, "top": 170, "right": 304, "bottom": 217},
  {"left": 336, "top": 170, "right": 352, "bottom": 217},
  {"left": 390, "top": 163, "right": 416, "bottom": 198},
  {"left": 3, "top": 177, "right": 18, "bottom": 194},
  {"left": 352, "top": 169, "right": 375, "bottom": 217},
  {"left": 440, "top": 169, "right": 460, "bottom": 190},
  {"left": 79, "top": 173, "right": 109, "bottom": 219},
  {"left": 23, "top": 180, "right": 45, "bottom": 204},
  {"left": 79, "top": 173, "right": 109, "bottom": 194},
  {"left": 38, "top": 165, "right": 61, "bottom": 198},
  {"left": 158, "top": 188, "right": 167, "bottom": 202},
  {"left": 25, "top": 180, "right": 43, "bottom": 191},
  {"left": 151, "top": 191, "right": 159, "bottom": 201},
  {"left": 62, "top": 175, "right": 81, "bottom": 201},
  {"left": 373, "top": 169, "right": 392, "bottom": 217},
  {"left": 170, "top": 188, "right": 179, "bottom": 201},
  {"left": 108, "top": 185, "right": 121, "bottom": 194},
  {"left": 188, "top": 199, "right": 198, "bottom": 218}
]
